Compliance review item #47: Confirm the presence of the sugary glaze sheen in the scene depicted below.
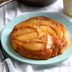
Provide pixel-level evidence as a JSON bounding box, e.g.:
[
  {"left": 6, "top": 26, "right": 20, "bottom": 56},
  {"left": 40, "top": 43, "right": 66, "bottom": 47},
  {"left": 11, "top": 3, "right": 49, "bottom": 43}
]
[{"left": 10, "top": 16, "right": 70, "bottom": 60}]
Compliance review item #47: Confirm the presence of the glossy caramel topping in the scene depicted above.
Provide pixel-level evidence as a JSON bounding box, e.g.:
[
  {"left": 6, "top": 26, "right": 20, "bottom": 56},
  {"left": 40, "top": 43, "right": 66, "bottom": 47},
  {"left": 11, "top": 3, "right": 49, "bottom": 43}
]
[{"left": 10, "top": 16, "right": 69, "bottom": 52}]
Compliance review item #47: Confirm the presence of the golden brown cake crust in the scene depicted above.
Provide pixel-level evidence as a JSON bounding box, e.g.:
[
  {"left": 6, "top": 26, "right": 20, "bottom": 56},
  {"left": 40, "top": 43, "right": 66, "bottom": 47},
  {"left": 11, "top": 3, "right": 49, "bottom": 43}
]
[{"left": 10, "top": 16, "right": 70, "bottom": 60}]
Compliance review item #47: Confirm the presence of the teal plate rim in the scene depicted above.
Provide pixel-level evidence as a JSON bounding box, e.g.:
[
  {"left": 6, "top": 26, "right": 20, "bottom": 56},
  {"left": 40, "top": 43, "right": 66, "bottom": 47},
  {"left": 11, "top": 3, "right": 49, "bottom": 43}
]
[{"left": 1, "top": 12, "right": 72, "bottom": 65}]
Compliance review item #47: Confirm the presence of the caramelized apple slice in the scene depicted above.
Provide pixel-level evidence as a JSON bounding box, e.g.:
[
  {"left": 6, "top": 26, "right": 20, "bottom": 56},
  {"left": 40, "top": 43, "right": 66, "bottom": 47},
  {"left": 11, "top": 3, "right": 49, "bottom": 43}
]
[
  {"left": 16, "top": 28, "right": 37, "bottom": 41},
  {"left": 46, "top": 35, "right": 53, "bottom": 49},
  {"left": 22, "top": 43, "right": 45, "bottom": 51},
  {"left": 50, "top": 24, "right": 63, "bottom": 37}
]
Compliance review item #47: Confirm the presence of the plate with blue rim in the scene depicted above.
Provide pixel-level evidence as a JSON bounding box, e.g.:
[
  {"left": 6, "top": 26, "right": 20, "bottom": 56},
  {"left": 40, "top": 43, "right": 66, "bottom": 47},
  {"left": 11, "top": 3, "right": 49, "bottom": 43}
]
[{"left": 1, "top": 12, "right": 72, "bottom": 65}]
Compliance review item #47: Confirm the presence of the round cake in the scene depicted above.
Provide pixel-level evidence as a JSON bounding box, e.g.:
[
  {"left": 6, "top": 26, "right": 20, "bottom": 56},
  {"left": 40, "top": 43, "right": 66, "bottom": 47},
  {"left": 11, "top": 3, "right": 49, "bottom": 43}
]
[{"left": 10, "top": 16, "right": 70, "bottom": 60}]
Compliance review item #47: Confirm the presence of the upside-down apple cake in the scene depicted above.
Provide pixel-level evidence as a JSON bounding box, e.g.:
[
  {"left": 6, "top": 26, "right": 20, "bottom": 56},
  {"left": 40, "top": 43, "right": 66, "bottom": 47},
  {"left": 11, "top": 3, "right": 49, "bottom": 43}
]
[{"left": 10, "top": 16, "right": 70, "bottom": 60}]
